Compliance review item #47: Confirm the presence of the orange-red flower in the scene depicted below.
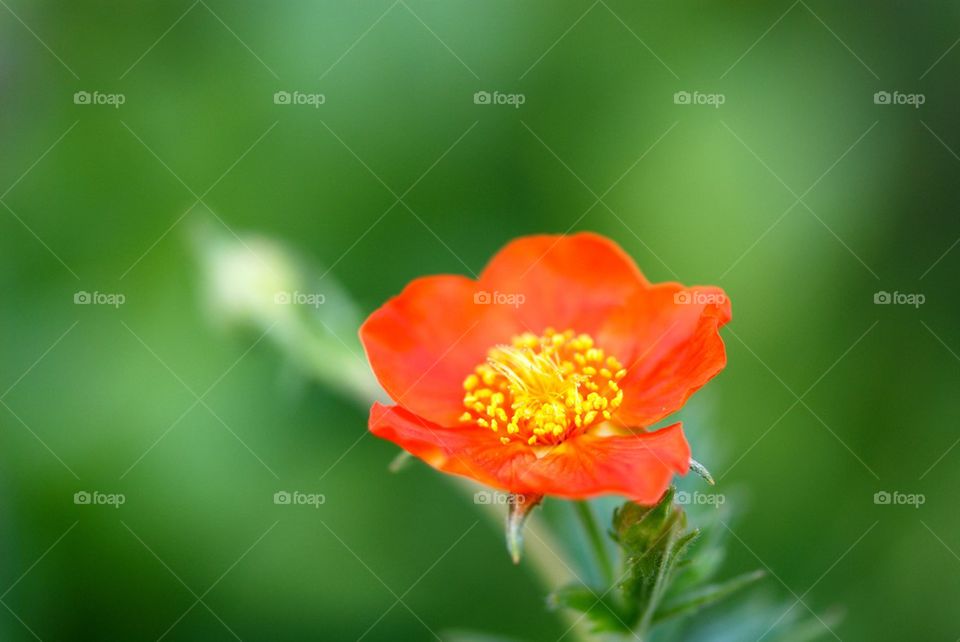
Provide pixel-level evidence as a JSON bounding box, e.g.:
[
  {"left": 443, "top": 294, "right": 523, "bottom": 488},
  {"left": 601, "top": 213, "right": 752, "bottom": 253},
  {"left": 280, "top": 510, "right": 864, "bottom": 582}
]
[{"left": 360, "top": 233, "right": 730, "bottom": 504}]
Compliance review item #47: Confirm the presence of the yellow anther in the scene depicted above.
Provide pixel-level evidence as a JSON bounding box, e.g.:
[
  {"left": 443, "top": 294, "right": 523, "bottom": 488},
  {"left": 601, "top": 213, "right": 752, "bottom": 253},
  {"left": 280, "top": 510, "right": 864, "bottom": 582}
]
[
  {"left": 461, "top": 329, "right": 626, "bottom": 448},
  {"left": 464, "top": 374, "right": 479, "bottom": 391}
]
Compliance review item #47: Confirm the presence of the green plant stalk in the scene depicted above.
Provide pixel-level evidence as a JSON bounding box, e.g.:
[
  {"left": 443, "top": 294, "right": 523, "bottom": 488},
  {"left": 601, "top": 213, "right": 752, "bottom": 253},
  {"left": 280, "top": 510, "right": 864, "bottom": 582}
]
[{"left": 573, "top": 501, "right": 615, "bottom": 587}]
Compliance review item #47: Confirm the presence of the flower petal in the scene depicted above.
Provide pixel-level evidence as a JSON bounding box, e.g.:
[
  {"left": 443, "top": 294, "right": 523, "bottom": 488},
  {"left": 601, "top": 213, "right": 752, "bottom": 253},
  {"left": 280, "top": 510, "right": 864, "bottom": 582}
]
[
  {"left": 609, "top": 284, "right": 731, "bottom": 427},
  {"left": 369, "top": 403, "right": 536, "bottom": 489},
  {"left": 519, "top": 424, "right": 691, "bottom": 503},
  {"left": 360, "top": 276, "right": 523, "bottom": 426},
  {"left": 479, "top": 232, "right": 648, "bottom": 336},
  {"left": 370, "top": 403, "right": 689, "bottom": 504}
]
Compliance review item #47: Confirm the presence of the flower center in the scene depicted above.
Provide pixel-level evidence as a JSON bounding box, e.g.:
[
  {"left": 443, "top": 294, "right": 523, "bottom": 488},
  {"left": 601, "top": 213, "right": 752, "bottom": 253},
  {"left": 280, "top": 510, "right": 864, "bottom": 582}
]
[{"left": 459, "top": 329, "right": 626, "bottom": 446}]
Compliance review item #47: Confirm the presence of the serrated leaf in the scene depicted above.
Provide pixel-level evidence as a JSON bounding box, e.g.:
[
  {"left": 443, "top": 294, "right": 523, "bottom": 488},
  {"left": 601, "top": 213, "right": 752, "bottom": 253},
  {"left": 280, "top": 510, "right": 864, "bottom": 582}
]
[
  {"left": 653, "top": 569, "right": 766, "bottom": 624},
  {"left": 548, "top": 585, "right": 631, "bottom": 633}
]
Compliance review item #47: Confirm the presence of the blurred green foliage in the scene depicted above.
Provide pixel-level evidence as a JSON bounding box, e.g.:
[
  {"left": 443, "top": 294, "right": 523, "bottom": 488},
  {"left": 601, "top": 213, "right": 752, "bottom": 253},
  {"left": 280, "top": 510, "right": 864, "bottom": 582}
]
[{"left": 2, "top": 1, "right": 959, "bottom": 640}]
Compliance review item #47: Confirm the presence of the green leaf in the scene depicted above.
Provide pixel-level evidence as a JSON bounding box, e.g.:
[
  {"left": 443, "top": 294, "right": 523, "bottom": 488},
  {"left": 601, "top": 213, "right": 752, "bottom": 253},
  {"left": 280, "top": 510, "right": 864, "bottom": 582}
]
[
  {"left": 653, "top": 569, "right": 766, "bottom": 624},
  {"left": 547, "top": 585, "right": 631, "bottom": 634},
  {"left": 551, "top": 487, "right": 773, "bottom": 640}
]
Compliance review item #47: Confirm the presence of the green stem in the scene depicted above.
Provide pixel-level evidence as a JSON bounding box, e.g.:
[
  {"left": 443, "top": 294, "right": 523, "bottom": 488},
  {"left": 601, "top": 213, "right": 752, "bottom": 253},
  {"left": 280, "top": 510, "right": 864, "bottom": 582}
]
[{"left": 574, "top": 501, "right": 615, "bottom": 587}]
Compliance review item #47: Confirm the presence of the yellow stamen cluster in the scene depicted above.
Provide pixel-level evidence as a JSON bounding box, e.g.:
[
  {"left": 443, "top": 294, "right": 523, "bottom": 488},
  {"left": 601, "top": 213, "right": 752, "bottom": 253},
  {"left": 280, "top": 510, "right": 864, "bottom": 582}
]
[{"left": 459, "top": 329, "right": 626, "bottom": 447}]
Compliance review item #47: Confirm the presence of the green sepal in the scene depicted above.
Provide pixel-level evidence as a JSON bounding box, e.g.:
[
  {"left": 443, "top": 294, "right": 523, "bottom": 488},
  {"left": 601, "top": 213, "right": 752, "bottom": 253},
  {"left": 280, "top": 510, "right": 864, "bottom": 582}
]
[{"left": 610, "top": 487, "right": 692, "bottom": 632}]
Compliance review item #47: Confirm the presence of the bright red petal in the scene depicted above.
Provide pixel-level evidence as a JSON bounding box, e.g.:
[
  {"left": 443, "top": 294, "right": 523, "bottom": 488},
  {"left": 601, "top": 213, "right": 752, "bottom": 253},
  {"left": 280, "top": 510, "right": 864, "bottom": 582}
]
[
  {"left": 360, "top": 276, "right": 523, "bottom": 426},
  {"left": 370, "top": 403, "right": 690, "bottom": 504},
  {"left": 369, "top": 403, "right": 535, "bottom": 489},
  {"left": 479, "top": 232, "right": 648, "bottom": 337},
  {"left": 524, "top": 424, "right": 690, "bottom": 503},
  {"left": 610, "top": 283, "right": 731, "bottom": 427}
]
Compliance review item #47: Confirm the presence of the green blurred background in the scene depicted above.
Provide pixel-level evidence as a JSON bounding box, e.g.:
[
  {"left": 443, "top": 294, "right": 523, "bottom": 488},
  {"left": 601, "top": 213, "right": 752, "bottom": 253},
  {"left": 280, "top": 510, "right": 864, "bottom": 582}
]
[{"left": 1, "top": 1, "right": 959, "bottom": 640}]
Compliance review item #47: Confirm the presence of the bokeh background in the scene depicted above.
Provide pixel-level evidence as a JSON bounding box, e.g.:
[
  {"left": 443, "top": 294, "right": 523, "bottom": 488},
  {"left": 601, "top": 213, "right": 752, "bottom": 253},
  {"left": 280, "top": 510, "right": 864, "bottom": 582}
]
[{"left": 1, "top": 1, "right": 959, "bottom": 640}]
